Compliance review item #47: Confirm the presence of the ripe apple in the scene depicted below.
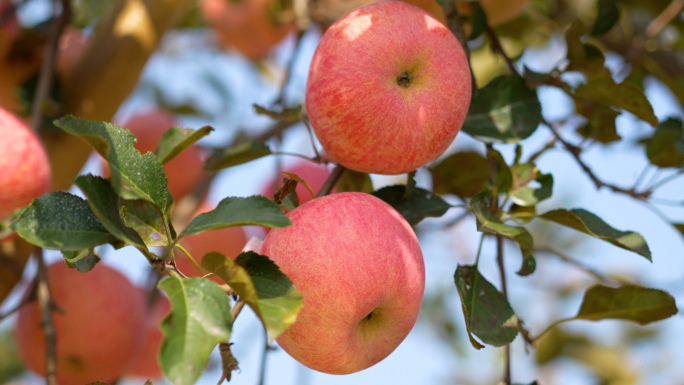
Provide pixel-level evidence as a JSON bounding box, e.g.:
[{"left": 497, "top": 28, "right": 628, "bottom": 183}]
[
  {"left": 125, "top": 289, "right": 171, "bottom": 380},
  {"left": 457, "top": 0, "right": 529, "bottom": 27},
  {"left": 311, "top": 0, "right": 447, "bottom": 30},
  {"left": 175, "top": 202, "right": 248, "bottom": 281},
  {"left": 15, "top": 262, "right": 145, "bottom": 385},
  {"left": 305, "top": 1, "right": 472, "bottom": 175},
  {"left": 200, "top": 0, "right": 294, "bottom": 61},
  {"left": 261, "top": 192, "right": 425, "bottom": 374},
  {"left": 0, "top": 107, "right": 51, "bottom": 218},
  {"left": 102, "top": 110, "right": 205, "bottom": 201},
  {"left": 262, "top": 161, "right": 335, "bottom": 206},
  {"left": 56, "top": 26, "right": 88, "bottom": 82}
]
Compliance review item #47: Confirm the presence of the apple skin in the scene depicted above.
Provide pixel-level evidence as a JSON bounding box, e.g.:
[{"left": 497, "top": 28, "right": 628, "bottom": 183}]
[
  {"left": 125, "top": 290, "right": 171, "bottom": 380},
  {"left": 102, "top": 110, "right": 205, "bottom": 201},
  {"left": 15, "top": 262, "right": 145, "bottom": 385},
  {"left": 305, "top": 1, "right": 471, "bottom": 175},
  {"left": 200, "top": 0, "right": 294, "bottom": 61},
  {"left": 175, "top": 202, "right": 248, "bottom": 282},
  {"left": 0, "top": 107, "right": 51, "bottom": 218},
  {"left": 261, "top": 192, "right": 425, "bottom": 374},
  {"left": 262, "top": 161, "right": 335, "bottom": 206}
]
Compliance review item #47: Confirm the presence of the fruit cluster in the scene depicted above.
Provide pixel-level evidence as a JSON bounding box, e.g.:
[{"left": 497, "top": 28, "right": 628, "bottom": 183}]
[{"left": 3, "top": 0, "right": 472, "bottom": 382}]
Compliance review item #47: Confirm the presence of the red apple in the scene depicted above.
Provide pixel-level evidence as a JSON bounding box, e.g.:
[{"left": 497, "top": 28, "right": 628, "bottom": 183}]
[
  {"left": 175, "top": 202, "right": 248, "bottom": 282},
  {"left": 102, "top": 110, "right": 205, "bottom": 201},
  {"left": 0, "top": 107, "right": 51, "bottom": 218},
  {"left": 262, "top": 161, "right": 335, "bottom": 206},
  {"left": 15, "top": 262, "right": 145, "bottom": 385},
  {"left": 305, "top": 0, "right": 471, "bottom": 175},
  {"left": 125, "top": 289, "right": 171, "bottom": 380},
  {"left": 200, "top": 0, "right": 294, "bottom": 61},
  {"left": 261, "top": 192, "right": 425, "bottom": 374}
]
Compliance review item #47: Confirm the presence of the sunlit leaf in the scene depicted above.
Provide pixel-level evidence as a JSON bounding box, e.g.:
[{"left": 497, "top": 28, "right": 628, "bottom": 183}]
[
  {"left": 575, "top": 284, "right": 677, "bottom": 325},
  {"left": 538, "top": 208, "right": 651, "bottom": 261},
  {"left": 11, "top": 192, "right": 116, "bottom": 251},
  {"left": 430, "top": 151, "right": 489, "bottom": 198},
  {"left": 156, "top": 126, "right": 213, "bottom": 164},
  {"left": 462, "top": 75, "right": 542, "bottom": 143},
  {"left": 202, "top": 252, "right": 303, "bottom": 340},
  {"left": 204, "top": 142, "right": 272, "bottom": 171},
  {"left": 158, "top": 277, "right": 232, "bottom": 385}
]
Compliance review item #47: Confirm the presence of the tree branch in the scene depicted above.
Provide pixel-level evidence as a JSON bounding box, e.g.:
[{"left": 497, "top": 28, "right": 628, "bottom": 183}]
[
  {"left": 35, "top": 248, "right": 58, "bottom": 385},
  {"left": 496, "top": 235, "right": 511, "bottom": 385}
]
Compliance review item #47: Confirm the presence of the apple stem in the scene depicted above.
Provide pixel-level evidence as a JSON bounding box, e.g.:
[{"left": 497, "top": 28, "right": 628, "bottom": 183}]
[{"left": 316, "top": 164, "right": 346, "bottom": 197}]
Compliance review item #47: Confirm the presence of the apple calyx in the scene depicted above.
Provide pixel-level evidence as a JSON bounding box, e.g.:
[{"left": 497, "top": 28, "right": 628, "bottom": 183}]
[{"left": 397, "top": 71, "right": 414, "bottom": 88}]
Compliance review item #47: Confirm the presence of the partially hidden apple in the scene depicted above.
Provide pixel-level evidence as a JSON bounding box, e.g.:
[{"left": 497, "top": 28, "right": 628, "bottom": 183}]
[
  {"left": 310, "top": 0, "right": 447, "bottom": 30},
  {"left": 262, "top": 161, "right": 335, "bottom": 207},
  {"left": 15, "top": 262, "right": 145, "bottom": 385},
  {"left": 124, "top": 289, "right": 171, "bottom": 380},
  {"left": 458, "top": 0, "right": 530, "bottom": 27},
  {"left": 261, "top": 192, "right": 425, "bottom": 374},
  {"left": 102, "top": 110, "right": 205, "bottom": 201},
  {"left": 0, "top": 107, "right": 51, "bottom": 218},
  {"left": 175, "top": 202, "right": 248, "bottom": 282},
  {"left": 200, "top": 0, "right": 294, "bottom": 61},
  {"left": 305, "top": 0, "right": 472, "bottom": 175}
]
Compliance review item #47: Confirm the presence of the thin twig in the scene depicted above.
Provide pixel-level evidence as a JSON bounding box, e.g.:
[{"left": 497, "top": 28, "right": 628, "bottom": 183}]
[
  {"left": 495, "top": 236, "right": 511, "bottom": 385},
  {"left": 231, "top": 300, "right": 245, "bottom": 321},
  {"left": 535, "top": 246, "right": 616, "bottom": 285},
  {"left": 646, "top": 0, "right": 684, "bottom": 38},
  {"left": 258, "top": 327, "right": 274, "bottom": 385},
  {"left": 316, "top": 164, "right": 346, "bottom": 197},
  {"left": 275, "top": 29, "right": 306, "bottom": 105},
  {"left": 35, "top": 248, "right": 58, "bottom": 385},
  {"left": 0, "top": 283, "right": 36, "bottom": 323},
  {"left": 30, "top": 0, "right": 71, "bottom": 133},
  {"left": 543, "top": 120, "right": 650, "bottom": 200},
  {"left": 485, "top": 25, "right": 518, "bottom": 76}
]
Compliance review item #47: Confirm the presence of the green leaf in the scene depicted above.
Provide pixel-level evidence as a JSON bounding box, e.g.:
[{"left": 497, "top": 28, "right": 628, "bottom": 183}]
[
  {"left": 575, "top": 74, "right": 658, "bottom": 126},
  {"left": 204, "top": 142, "right": 273, "bottom": 171},
  {"left": 454, "top": 265, "right": 518, "bottom": 348},
  {"left": 644, "top": 118, "right": 684, "bottom": 168},
  {"left": 575, "top": 101, "right": 621, "bottom": 144},
  {"left": 538, "top": 208, "right": 652, "bottom": 261},
  {"left": 202, "top": 252, "right": 303, "bottom": 340},
  {"left": 430, "top": 151, "right": 489, "bottom": 198},
  {"left": 508, "top": 204, "right": 536, "bottom": 225},
  {"left": 462, "top": 75, "right": 543, "bottom": 143},
  {"left": 372, "top": 184, "right": 451, "bottom": 226},
  {"left": 158, "top": 277, "right": 232, "bottom": 385},
  {"left": 63, "top": 249, "right": 101, "bottom": 273},
  {"left": 591, "top": 0, "right": 620, "bottom": 37},
  {"left": 509, "top": 165, "right": 553, "bottom": 206},
  {"left": 121, "top": 199, "right": 176, "bottom": 247},
  {"left": 156, "top": 126, "right": 213, "bottom": 164},
  {"left": 11, "top": 192, "right": 117, "bottom": 251},
  {"left": 181, "top": 196, "right": 292, "bottom": 237},
  {"left": 575, "top": 285, "right": 677, "bottom": 325},
  {"left": 468, "top": 4, "right": 487, "bottom": 40},
  {"left": 673, "top": 224, "right": 684, "bottom": 241},
  {"left": 54, "top": 116, "right": 172, "bottom": 213},
  {"left": 74, "top": 175, "right": 147, "bottom": 249},
  {"left": 335, "top": 170, "right": 373, "bottom": 193},
  {"left": 488, "top": 148, "right": 513, "bottom": 194},
  {"left": 253, "top": 104, "right": 301, "bottom": 122},
  {"left": 471, "top": 192, "right": 536, "bottom": 276}
]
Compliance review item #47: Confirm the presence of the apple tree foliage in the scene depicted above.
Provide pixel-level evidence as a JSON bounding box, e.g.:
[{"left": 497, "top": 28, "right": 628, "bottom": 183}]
[{"left": 1, "top": 0, "right": 684, "bottom": 384}]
